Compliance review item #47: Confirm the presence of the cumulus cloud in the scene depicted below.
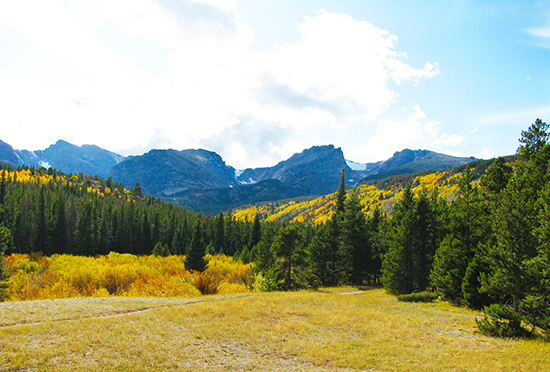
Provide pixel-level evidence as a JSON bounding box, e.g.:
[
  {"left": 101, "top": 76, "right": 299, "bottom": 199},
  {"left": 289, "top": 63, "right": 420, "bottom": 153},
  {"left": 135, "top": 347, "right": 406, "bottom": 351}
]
[
  {"left": 348, "top": 105, "right": 466, "bottom": 162},
  {"left": 472, "top": 148, "right": 494, "bottom": 159},
  {"left": 0, "top": 1, "right": 441, "bottom": 167}
]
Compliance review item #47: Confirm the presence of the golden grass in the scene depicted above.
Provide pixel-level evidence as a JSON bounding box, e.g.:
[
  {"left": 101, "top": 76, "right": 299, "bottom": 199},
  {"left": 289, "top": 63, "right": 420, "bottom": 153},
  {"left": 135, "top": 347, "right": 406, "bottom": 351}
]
[{"left": 1, "top": 288, "right": 549, "bottom": 371}]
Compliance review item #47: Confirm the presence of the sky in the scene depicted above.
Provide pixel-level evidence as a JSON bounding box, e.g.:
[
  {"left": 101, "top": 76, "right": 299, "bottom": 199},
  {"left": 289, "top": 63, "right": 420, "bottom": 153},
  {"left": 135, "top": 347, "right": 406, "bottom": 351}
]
[{"left": 1, "top": 0, "right": 549, "bottom": 169}]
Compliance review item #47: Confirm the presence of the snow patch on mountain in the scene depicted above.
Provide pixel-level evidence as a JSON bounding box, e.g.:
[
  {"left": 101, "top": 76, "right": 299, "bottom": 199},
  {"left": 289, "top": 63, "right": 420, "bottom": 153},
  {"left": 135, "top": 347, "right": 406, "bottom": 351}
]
[
  {"left": 39, "top": 161, "right": 51, "bottom": 169},
  {"left": 346, "top": 159, "right": 366, "bottom": 171}
]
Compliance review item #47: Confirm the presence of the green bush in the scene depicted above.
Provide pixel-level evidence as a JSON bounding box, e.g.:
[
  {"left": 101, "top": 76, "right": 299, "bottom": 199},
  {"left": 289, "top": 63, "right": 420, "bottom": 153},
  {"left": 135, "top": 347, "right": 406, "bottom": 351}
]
[
  {"left": 396, "top": 291, "right": 438, "bottom": 303},
  {"left": 254, "top": 268, "right": 279, "bottom": 292},
  {"left": 476, "top": 304, "right": 531, "bottom": 338}
]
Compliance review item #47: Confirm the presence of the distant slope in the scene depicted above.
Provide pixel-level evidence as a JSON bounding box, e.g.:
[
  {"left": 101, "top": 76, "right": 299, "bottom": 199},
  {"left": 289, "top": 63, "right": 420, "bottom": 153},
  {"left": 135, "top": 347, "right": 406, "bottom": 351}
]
[
  {"left": 19, "top": 140, "right": 124, "bottom": 178},
  {"left": 114, "top": 145, "right": 357, "bottom": 214},
  {"left": 233, "top": 158, "right": 498, "bottom": 223},
  {"left": 237, "top": 145, "right": 353, "bottom": 195},
  {"left": 0, "top": 139, "right": 124, "bottom": 178},
  {"left": 0, "top": 140, "right": 20, "bottom": 165},
  {"left": 110, "top": 148, "right": 238, "bottom": 197},
  {"left": 1, "top": 137, "right": 480, "bottom": 215},
  {"left": 359, "top": 149, "right": 477, "bottom": 181},
  {"left": 161, "top": 179, "right": 303, "bottom": 215}
]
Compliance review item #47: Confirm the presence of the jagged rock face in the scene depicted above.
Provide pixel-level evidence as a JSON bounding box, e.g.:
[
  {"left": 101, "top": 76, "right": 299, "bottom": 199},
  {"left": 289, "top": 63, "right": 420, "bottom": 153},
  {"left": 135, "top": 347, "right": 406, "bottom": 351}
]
[
  {"left": 12, "top": 140, "right": 123, "bottom": 178},
  {"left": 109, "top": 148, "right": 237, "bottom": 196},
  {"left": 0, "top": 140, "right": 20, "bottom": 165},
  {"left": 1, "top": 137, "right": 479, "bottom": 214},
  {"left": 237, "top": 145, "right": 351, "bottom": 195}
]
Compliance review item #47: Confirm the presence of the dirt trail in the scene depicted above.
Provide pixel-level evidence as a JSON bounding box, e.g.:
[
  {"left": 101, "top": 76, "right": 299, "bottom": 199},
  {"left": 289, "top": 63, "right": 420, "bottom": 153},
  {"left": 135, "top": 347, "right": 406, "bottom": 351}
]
[{"left": 0, "top": 293, "right": 256, "bottom": 328}]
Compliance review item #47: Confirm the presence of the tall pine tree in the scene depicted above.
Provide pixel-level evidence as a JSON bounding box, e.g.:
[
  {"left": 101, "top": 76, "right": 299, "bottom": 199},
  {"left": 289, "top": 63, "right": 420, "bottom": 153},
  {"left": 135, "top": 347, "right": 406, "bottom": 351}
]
[{"left": 185, "top": 221, "right": 208, "bottom": 272}]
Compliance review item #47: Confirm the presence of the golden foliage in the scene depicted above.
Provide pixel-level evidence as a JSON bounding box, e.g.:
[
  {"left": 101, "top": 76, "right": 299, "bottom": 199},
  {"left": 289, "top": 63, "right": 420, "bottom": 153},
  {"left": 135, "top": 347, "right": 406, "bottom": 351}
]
[
  {"left": 233, "top": 169, "right": 469, "bottom": 224},
  {"left": 3, "top": 253, "right": 253, "bottom": 300},
  {"left": 1, "top": 169, "right": 132, "bottom": 200}
]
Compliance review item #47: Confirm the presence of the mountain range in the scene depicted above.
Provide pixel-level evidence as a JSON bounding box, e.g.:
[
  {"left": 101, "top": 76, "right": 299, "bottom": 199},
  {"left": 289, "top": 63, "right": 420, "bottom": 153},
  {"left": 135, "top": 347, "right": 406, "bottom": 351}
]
[
  {"left": 0, "top": 139, "right": 477, "bottom": 213},
  {"left": 0, "top": 139, "right": 123, "bottom": 178}
]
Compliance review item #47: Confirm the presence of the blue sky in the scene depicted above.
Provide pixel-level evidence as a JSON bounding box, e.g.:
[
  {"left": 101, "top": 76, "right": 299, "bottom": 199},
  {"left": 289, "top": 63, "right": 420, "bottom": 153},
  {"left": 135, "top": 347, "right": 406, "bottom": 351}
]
[{"left": 0, "top": 0, "right": 549, "bottom": 168}]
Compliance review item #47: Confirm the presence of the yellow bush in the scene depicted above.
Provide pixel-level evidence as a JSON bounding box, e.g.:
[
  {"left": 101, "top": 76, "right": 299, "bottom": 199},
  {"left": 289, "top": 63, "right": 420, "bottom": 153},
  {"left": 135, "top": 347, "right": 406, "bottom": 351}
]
[
  {"left": 217, "top": 282, "right": 247, "bottom": 294},
  {"left": 3, "top": 253, "right": 254, "bottom": 300}
]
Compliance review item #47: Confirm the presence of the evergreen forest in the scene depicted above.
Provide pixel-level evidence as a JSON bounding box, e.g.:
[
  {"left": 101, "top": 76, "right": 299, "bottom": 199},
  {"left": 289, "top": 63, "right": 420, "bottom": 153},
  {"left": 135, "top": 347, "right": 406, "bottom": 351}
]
[{"left": 1, "top": 119, "right": 549, "bottom": 339}]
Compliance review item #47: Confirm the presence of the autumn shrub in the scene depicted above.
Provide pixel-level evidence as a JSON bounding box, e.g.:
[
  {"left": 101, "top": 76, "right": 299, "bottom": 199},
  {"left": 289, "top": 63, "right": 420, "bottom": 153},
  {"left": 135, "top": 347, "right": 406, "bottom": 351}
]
[
  {"left": 3, "top": 253, "right": 252, "bottom": 300},
  {"left": 217, "top": 282, "right": 248, "bottom": 294},
  {"left": 204, "top": 254, "right": 254, "bottom": 288}
]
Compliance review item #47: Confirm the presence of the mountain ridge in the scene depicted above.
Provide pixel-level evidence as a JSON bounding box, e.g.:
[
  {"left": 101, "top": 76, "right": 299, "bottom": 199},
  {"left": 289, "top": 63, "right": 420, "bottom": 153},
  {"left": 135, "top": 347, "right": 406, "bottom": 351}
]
[
  {"left": 0, "top": 138, "right": 479, "bottom": 213},
  {"left": 0, "top": 139, "right": 124, "bottom": 178}
]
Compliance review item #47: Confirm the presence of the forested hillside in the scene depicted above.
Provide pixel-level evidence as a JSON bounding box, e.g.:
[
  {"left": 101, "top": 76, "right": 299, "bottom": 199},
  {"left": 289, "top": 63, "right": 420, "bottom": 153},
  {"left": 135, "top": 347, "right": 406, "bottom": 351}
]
[
  {"left": 233, "top": 157, "right": 497, "bottom": 224},
  {"left": 0, "top": 166, "right": 263, "bottom": 258}
]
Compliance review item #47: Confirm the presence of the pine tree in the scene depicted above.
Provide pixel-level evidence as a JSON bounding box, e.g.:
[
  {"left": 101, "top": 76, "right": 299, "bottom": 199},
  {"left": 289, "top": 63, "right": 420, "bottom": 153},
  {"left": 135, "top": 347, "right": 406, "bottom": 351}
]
[
  {"left": 214, "top": 212, "right": 225, "bottom": 253},
  {"left": 336, "top": 168, "right": 346, "bottom": 215},
  {"left": 255, "top": 224, "right": 278, "bottom": 273},
  {"left": 341, "top": 188, "right": 369, "bottom": 285},
  {"left": 0, "top": 225, "right": 10, "bottom": 300},
  {"left": 481, "top": 174, "right": 539, "bottom": 312},
  {"left": 523, "top": 181, "right": 550, "bottom": 333},
  {"left": 76, "top": 202, "right": 94, "bottom": 255},
  {"left": 366, "top": 207, "right": 387, "bottom": 284},
  {"left": 477, "top": 120, "right": 550, "bottom": 336},
  {"left": 185, "top": 222, "right": 207, "bottom": 272},
  {"left": 152, "top": 241, "right": 170, "bottom": 257},
  {"left": 250, "top": 213, "right": 262, "bottom": 249},
  {"left": 310, "top": 168, "right": 348, "bottom": 286},
  {"left": 382, "top": 183, "right": 416, "bottom": 295},
  {"left": 309, "top": 208, "right": 347, "bottom": 286},
  {"left": 50, "top": 196, "right": 68, "bottom": 254},
  {"left": 431, "top": 166, "right": 489, "bottom": 304},
  {"left": 273, "top": 224, "right": 303, "bottom": 290},
  {"left": 34, "top": 186, "right": 50, "bottom": 253},
  {"left": 382, "top": 184, "right": 442, "bottom": 294}
]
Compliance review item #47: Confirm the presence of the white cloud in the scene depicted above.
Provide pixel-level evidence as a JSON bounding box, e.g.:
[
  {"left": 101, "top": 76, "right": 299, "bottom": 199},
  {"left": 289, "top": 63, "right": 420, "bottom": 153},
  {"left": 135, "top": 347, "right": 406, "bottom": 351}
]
[
  {"left": 350, "top": 106, "right": 426, "bottom": 161},
  {"left": 348, "top": 105, "right": 465, "bottom": 163},
  {"left": 432, "top": 134, "right": 465, "bottom": 147},
  {"left": 527, "top": 26, "right": 550, "bottom": 38},
  {"left": 0, "top": 2, "right": 440, "bottom": 168},
  {"left": 472, "top": 148, "right": 494, "bottom": 159}
]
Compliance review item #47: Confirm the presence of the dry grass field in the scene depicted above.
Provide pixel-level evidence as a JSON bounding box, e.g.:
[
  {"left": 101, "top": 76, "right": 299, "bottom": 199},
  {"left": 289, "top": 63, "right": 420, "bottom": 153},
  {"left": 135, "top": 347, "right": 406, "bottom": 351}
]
[{"left": 1, "top": 287, "right": 549, "bottom": 371}]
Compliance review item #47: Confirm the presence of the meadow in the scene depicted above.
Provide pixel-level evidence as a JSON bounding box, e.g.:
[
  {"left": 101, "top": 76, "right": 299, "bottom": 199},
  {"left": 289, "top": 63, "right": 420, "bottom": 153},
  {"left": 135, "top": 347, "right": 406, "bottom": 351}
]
[{"left": 1, "top": 287, "right": 549, "bottom": 371}]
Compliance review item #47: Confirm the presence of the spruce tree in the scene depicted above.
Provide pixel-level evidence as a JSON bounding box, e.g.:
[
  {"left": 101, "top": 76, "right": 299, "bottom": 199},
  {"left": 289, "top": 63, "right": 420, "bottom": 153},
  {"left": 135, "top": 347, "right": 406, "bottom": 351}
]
[
  {"left": 310, "top": 168, "right": 348, "bottom": 286},
  {"left": 431, "top": 166, "right": 488, "bottom": 304},
  {"left": 477, "top": 119, "right": 550, "bottom": 336},
  {"left": 50, "top": 195, "right": 68, "bottom": 255},
  {"left": 185, "top": 222, "right": 208, "bottom": 272},
  {"left": 381, "top": 183, "right": 416, "bottom": 294},
  {"left": 273, "top": 224, "right": 303, "bottom": 290},
  {"left": 308, "top": 224, "right": 332, "bottom": 287},
  {"left": 341, "top": 188, "right": 369, "bottom": 285},
  {"left": 214, "top": 212, "right": 225, "bottom": 253},
  {"left": 34, "top": 186, "right": 50, "bottom": 253},
  {"left": 250, "top": 213, "right": 262, "bottom": 249},
  {"left": 255, "top": 224, "right": 278, "bottom": 273},
  {"left": 366, "top": 207, "right": 387, "bottom": 284},
  {"left": 0, "top": 225, "right": 11, "bottom": 300},
  {"left": 336, "top": 168, "right": 346, "bottom": 215}
]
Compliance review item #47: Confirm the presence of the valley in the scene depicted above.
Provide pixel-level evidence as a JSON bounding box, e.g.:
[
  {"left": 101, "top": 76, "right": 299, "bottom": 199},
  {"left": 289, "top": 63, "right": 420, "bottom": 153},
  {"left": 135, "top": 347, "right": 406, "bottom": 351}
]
[{"left": 2, "top": 288, "right": 548, "bottom": 371}]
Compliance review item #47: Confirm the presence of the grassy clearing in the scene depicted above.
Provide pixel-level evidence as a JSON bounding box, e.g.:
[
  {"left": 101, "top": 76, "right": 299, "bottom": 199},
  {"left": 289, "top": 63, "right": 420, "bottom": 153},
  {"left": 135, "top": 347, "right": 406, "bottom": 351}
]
[{"left": 1, "top": 288, "right": 549, "bottom": 371}]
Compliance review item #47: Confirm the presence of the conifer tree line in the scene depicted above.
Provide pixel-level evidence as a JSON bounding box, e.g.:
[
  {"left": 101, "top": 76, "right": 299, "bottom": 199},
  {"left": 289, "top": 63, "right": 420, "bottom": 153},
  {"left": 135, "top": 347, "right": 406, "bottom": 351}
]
[
  {"left": 380, "top": 119, "right": 550, "bottom": 337},
  {"left": 0, "top": 167, "right": 264, "bottom": 260}
]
